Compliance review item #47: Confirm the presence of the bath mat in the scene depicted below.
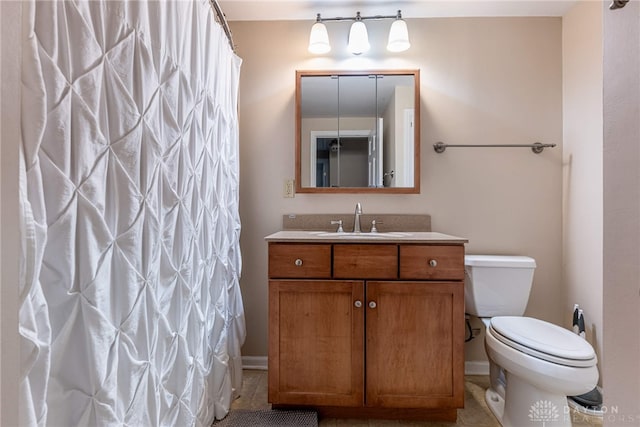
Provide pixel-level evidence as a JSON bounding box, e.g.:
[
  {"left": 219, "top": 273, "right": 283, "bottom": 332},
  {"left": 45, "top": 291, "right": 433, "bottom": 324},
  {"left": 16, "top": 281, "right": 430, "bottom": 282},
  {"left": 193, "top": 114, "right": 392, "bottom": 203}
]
[{"left": 213, "top": 409, "right": 318, "bottom": 427}]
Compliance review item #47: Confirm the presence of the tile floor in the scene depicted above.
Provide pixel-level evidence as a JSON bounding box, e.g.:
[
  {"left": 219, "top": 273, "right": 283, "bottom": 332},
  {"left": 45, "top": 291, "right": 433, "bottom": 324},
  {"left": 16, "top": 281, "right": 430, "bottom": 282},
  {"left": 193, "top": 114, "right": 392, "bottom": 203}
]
[{"left": 227, "top": 370, "right": 603, "bottom": 427}]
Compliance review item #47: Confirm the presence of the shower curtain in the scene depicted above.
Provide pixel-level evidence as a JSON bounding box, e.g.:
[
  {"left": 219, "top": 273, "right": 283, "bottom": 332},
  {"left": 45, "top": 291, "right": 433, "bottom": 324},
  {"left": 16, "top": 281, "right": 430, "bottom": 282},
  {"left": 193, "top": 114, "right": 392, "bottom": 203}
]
[{"left": 19, "top": 1, "right": 245, "bottom": 425}]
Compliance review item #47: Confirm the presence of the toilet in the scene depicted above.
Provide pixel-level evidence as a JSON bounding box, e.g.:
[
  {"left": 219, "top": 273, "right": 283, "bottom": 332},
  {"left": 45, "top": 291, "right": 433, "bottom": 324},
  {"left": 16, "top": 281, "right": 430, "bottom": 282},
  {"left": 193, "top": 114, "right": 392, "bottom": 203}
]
[{"left": 465, "top": 255, "right": 599, "bottom": 427}]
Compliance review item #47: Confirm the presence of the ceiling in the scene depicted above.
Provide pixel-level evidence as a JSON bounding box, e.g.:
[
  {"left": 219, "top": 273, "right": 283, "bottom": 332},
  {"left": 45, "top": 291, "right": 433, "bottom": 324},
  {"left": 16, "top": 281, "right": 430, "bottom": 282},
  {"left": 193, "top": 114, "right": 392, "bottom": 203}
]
[{"left": 217, "top": 0, "right": 578, "bottom": 22}]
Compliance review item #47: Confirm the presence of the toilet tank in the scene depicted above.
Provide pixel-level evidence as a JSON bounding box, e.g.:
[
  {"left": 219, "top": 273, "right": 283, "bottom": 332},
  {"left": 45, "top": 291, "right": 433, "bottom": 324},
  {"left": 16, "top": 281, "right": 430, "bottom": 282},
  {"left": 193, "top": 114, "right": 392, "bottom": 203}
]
[{"left": 464, "top": 255, "right": 537, "bottom": 317}]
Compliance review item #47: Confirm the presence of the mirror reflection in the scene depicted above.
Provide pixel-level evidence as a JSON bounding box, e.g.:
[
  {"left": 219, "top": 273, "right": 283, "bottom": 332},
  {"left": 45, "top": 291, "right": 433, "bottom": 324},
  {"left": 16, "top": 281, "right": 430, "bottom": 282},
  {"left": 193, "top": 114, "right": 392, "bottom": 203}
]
[{"left": 296, "top": 70, "right": 420, "bottom": 193}]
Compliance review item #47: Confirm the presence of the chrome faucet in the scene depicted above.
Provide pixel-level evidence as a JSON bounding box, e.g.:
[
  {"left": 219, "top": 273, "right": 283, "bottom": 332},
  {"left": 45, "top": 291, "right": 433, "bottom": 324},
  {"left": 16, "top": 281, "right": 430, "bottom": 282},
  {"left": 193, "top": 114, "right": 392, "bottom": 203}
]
[{"left": 353, "top": 203, "right": 362, "bottom": 233}]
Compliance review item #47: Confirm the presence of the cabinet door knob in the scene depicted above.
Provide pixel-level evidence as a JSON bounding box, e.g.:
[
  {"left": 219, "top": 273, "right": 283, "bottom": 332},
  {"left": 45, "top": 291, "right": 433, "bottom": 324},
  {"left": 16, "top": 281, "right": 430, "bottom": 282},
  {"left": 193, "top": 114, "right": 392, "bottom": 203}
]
[
  {"left": 368, "top": 301, "right": 377, "bottom": 309},
  {"left": 354, "top": 300, "right": 362, "bottom": 308},
  {"left": 294, "top": 258, "right": 303, "bottom": 267},
  {"left": 429, "top": 259, "right": 438, "bottom": 268}
]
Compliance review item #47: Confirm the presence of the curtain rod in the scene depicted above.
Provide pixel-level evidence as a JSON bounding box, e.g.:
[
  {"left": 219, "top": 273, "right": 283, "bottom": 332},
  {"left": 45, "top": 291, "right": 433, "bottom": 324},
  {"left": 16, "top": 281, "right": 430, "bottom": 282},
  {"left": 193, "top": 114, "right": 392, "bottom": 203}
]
[
  {"left": 433, "top": 141, "right": 556, "bottom": 154},
  {"left": 210, "top": 0, "right": 235, "bottom": 52}
]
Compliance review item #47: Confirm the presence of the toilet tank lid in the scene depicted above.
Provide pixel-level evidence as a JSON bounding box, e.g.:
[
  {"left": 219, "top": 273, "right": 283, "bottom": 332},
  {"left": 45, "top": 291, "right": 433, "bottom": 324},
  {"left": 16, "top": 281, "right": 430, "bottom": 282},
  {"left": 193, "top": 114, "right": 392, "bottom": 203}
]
[{"left": 465, "top": 255, "right": 536, "bottom": 268}]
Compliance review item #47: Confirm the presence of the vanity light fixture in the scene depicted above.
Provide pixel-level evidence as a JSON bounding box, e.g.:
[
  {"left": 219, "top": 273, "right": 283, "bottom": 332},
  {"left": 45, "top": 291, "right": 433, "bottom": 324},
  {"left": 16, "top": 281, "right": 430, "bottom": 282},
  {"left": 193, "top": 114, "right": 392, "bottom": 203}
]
[
  {"left": 348, "top": 12, "right": 370, "bottom": 55},
  {"left": 308, "top": 14, "right": 331, "bottom": 54},
  {"left": 308, "top": 10, "right": 410, "bottom": 55},
  {"left": 387, "top": 11, "right": 411, "bottom": 52}
]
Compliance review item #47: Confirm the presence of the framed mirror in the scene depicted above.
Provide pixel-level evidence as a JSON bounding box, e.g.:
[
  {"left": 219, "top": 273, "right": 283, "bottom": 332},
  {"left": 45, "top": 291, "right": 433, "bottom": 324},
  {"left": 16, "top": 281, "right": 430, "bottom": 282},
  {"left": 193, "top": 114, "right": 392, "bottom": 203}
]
[{"left": 295, "top": 70, "right": 420, "bottom": 193}]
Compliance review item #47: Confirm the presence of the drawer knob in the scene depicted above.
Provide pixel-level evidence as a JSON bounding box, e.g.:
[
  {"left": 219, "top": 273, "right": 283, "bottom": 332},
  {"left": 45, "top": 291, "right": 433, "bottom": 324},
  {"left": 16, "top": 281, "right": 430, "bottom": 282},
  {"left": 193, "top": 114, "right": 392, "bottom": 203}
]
[
  {"left": 294, "top": 258, "right": 303, "bottom": 267},
  {"left": 368, "top": 301, "right": 377, "bottom": 309},
  {"left": 354, "top": 300, "right": 362, "bottom": 308},
  {"left": 429, "top": 259, "right": 438, "bottom": 268}
]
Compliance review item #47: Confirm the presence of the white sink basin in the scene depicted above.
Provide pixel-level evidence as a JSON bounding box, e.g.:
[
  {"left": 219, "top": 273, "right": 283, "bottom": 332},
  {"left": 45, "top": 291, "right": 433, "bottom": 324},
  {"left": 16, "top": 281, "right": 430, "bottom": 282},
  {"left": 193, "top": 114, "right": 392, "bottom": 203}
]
[{"left": 313, "top": 232, "right": 413, "bottom": 239}]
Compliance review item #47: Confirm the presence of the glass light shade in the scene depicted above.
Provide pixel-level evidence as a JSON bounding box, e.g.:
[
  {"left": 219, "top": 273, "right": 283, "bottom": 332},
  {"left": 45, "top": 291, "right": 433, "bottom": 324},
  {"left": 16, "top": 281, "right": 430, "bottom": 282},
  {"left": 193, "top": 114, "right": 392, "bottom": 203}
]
[
  {"left": 348, "top": 21, "right": 370, "bottom": 55},
  {"left": 308, "top": 22, "right": 331, "bottom": 54},
  {"left": 387, "top": 19, "right": 410, "bottom": 52}
]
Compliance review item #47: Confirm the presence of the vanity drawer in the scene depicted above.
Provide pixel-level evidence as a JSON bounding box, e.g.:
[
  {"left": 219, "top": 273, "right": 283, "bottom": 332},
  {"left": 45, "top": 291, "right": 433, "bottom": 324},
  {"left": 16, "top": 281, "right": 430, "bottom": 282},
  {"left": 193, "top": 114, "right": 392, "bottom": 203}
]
[
  {"left": 399, "top": 245, "right": 464, "bottom": 280},
  {"left": 333, "top": 244, "right": 398, "bottom": 279},
  {"left": 269, "top": 243, "right": 331, "bottom": 278}
]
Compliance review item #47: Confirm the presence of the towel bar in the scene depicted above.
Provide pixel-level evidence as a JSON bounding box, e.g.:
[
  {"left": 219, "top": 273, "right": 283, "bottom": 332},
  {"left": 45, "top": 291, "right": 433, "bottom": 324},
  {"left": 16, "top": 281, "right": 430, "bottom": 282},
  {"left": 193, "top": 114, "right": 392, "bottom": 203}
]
[{"left": 433, "top": 141, "right": 556, "bottom": 154}]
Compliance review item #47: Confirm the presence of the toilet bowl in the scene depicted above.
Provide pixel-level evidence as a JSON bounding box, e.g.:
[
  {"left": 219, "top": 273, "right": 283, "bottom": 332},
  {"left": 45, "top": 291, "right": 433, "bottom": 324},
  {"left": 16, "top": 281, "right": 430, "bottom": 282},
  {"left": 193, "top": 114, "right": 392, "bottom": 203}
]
[
  {"left": 464, "top": 255, "right": 599, "bottom": 427},
  {"left": 484, "top": 316, "right": 598, "bottom": 427}
]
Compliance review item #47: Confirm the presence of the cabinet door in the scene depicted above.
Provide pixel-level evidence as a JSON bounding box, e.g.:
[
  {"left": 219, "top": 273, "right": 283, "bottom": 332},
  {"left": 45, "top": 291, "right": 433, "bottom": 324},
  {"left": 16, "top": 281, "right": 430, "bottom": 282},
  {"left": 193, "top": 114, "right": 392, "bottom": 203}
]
[
  {"left": 365, "top": 281, "right": 464, "bottom": 408},
  {"left": 269, "top": 280, "right": 365, "bottom": 406}
]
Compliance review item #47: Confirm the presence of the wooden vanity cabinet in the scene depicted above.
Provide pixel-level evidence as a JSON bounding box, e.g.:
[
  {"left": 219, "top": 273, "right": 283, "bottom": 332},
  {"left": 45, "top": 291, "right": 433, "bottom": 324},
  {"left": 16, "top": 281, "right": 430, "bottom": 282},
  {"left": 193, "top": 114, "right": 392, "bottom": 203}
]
[
  {"left": 268, "top": 242, "right": 465, "bottom": 421},
  {"left": 366, "top": 280, "right": 464, "bottom": 409},
  {"left": 268, "top": 279, "right": 364, "bottom": 407}
]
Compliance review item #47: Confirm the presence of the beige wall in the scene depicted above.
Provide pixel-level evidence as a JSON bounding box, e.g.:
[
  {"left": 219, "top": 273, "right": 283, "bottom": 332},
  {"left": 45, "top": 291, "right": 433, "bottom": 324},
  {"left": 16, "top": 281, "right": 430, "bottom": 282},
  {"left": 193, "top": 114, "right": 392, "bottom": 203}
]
[
  {"left": 561, "top": 0, "right": 603, "bottom": 369},
  {"left": 603, "top": 0, "right": 640, "bottom": 421},
  {"left": 232, "top": 17, "right": 564, "bottom": 362}
]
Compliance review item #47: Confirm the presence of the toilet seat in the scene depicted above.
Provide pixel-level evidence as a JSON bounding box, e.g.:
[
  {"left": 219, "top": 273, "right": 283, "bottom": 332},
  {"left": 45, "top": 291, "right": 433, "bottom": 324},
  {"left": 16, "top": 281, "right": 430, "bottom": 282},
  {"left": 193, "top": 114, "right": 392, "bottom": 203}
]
[{"left": 489, "top": 316, "right": 597, "bottom": 368}]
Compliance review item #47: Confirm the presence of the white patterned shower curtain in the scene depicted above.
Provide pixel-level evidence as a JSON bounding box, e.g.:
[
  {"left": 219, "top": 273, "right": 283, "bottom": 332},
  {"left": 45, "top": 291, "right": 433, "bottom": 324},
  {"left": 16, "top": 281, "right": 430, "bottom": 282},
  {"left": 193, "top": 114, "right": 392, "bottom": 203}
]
[{"left": 19, "top": 1, "right": 245, "bottom": 425}]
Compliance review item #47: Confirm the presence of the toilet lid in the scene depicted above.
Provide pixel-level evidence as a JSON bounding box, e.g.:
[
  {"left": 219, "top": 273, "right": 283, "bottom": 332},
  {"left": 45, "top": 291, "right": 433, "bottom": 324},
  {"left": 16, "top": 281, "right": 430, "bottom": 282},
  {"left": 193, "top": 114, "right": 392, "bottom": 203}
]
[{"left": 489, "top": 316, "right": 597, "bottom": 367}]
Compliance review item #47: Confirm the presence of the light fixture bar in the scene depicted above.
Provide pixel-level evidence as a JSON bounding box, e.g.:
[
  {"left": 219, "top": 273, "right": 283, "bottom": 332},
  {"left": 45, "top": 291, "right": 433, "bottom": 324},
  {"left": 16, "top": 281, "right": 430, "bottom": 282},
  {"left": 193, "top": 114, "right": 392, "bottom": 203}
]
[
  {"left": 319, "top": 12, "right": 401, "bottom": 23},
  {"left": 309, "top": 10, "right": 409, "bottom": 55}
]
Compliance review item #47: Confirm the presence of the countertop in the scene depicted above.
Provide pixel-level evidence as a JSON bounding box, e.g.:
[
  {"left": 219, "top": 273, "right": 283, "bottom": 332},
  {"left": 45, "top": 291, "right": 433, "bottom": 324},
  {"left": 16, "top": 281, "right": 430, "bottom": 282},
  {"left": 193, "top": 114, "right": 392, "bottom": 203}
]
[{"left": 264, "top": 230, "right": 468, "bottom": 244}]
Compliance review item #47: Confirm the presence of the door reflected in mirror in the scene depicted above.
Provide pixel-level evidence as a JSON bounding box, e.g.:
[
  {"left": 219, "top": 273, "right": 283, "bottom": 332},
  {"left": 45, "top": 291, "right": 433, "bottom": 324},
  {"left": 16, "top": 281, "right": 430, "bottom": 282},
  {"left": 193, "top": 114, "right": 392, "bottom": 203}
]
[
  {"left": 314, "top": 135, "right": 370, "bottom": 187},
  {"left": 296, "top": 70, "right": 420, "bottom": 193}
]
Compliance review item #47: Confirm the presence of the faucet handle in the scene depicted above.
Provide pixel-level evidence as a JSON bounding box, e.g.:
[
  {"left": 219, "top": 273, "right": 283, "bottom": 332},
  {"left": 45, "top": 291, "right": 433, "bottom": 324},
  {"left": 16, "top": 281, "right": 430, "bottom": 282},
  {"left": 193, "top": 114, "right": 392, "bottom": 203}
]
[
  {"left": 370, "top": 219, "right": 383, "bottom": 233},
  {"left": 330, "top": 220, "right": 344, "bottom": 233}
]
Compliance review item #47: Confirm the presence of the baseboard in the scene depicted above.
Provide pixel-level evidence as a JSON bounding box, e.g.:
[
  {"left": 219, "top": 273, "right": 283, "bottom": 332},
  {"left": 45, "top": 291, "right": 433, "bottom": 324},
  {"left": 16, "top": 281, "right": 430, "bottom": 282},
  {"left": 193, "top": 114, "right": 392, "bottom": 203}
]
[
  {"left": 242, "top": 356, "right": 487, "bottom": 375},
  {"left": 242, "top": 356, "right": 268, "bottom": 370},
  {"left": 465, "top": 361, "right": 489, "bottom": 375}
]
